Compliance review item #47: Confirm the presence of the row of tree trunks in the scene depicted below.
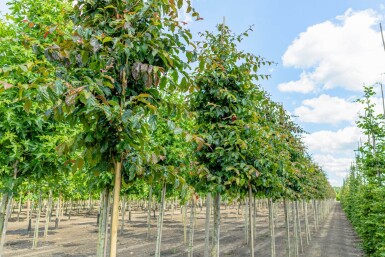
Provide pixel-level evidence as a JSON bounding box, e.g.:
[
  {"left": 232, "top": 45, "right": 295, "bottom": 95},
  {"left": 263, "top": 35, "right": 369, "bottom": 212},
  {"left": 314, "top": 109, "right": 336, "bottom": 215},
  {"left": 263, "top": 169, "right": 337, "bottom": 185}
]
[{"left": 1, "top": 192, "right": 334, "bottom": 257}]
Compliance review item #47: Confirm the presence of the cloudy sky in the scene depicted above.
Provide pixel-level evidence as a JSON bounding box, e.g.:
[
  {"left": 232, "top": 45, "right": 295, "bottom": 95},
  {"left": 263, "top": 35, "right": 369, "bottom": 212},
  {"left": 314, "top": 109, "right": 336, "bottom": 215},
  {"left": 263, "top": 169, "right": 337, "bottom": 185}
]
[{"left": 2, "top": 1, "right": 385, "bottom": 186}]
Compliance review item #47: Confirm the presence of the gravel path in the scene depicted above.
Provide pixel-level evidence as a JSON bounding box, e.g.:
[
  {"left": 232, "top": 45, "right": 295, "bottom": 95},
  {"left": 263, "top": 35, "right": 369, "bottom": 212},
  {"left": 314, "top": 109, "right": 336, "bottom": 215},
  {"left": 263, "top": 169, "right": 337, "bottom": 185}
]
[{"left": 301, "top": 202, "right": 364, "bottom": 257}]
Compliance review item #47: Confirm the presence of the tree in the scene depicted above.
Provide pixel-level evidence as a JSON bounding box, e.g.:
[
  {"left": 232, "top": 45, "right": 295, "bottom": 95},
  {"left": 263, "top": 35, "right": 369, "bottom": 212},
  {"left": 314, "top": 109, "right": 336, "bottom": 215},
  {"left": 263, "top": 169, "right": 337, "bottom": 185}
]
[{"left": 42, "top": 1, "right": 201, "bottom": 256}]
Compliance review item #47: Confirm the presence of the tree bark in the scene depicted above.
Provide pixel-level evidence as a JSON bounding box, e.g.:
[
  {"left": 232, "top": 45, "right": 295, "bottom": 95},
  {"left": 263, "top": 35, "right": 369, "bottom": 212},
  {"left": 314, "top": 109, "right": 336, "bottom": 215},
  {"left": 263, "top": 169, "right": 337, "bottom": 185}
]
[
  {"left": 97, "top": 188, "right": 109, "bottom": 257},
  {"left": 210, "top": 193, "right": 220, "bottom": 257},
  {"left": 32, "top": 192, "right": 42, "bottom": 249},
  {"left": 248, "top": 185, "right": 254, "bottom": 257},
  {"left": 204, "top": 193, "right": 211, "bottom": 257},
  {"left": 0, "top": 192, "right": 12, "bottom": 256},
  {"left": 120, "top": 195, "right": 127, "bottom": 235},
  {"left": 155, "top": 183, "right": 166, "bottom": 257},
  {"left": 269, "top": 199, "right": 276, "bottom": 257},
  {"left": 109, "top": 161, "right": 122, "bottom": 257},
  {"left": 284, "top": 200, "right": 291, "bottom": 257},
  {"left": 147, "top": 187, "right": 152, "bottom": 239},
  {"left": 183, "top": 202, "right": 188, "bottom": 244},
  {"left": 304, "top": 200, "right": 311, "bottom": 244},
  {"left": 44, "top": 190, "right": 53, "bottom": 238},
  {"left": 16, "top": 196, "right": 22, "bottom": 222},
  {"left": 295, "top": 201, "right": 303, "bottom": 253},
  {"left": 188, "top": 199, "right": 195, "bottom": 257}
]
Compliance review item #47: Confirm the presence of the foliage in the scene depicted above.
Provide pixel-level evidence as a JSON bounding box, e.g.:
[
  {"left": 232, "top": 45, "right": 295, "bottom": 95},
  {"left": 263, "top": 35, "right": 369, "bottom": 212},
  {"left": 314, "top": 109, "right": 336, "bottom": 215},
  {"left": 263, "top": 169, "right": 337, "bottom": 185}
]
[{"left": 341, "top": 85, "right": 385, "bottom": 256}]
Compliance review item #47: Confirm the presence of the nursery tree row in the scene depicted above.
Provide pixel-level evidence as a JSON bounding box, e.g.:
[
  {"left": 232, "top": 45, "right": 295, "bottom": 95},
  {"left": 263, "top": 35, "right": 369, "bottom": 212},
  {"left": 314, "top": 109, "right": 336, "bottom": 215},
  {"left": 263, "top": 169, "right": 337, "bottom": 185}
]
[
  {"left": 0, "top": 0, "right": 335, "bottom": 256},
  {"left": 340, "top": 85, "right": 385, "bottom": 257}
]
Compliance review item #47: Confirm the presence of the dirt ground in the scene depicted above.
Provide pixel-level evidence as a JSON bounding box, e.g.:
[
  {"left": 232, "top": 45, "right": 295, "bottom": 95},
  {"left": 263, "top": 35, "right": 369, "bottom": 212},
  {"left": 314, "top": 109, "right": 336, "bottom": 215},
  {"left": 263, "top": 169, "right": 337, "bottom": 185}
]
[
  {"left": 300, "top": 202, "right": 364, "bottom": 257},
  {"left": 2, "top": 201, "right": 363, "bottom": 257}
]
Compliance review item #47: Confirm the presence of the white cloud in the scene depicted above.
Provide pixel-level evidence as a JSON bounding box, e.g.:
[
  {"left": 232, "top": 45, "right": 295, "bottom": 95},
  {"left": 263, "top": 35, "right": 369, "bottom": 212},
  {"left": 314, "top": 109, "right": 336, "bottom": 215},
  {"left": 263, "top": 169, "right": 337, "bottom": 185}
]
[
  {"left": 178, "top": 1, "right": 193, "bottom": 25},
  {"left": 303, "top": 126, "right": 363, "bottom": 155},
  {"left": 280, "top": 9, "right": 385, "bottom": 93},
  {"left": 278, "top": 72, "right": 316, "bottom": 93},
  {"left": 313, "top": 154, "right": 352, "bottom": 178},
  {"left": 294, "top": 94, "right": 361, "bottom": 124}
]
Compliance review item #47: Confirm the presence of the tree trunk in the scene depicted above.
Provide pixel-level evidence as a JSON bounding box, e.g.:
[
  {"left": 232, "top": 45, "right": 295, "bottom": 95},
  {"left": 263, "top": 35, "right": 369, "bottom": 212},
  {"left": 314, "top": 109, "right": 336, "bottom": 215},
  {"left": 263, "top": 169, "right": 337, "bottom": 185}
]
[
  {"left": 109, "top": 161, "right": 122, "bottom": 257},
  {"left": 16, "top": 196, "right": 22, "bottom": 222},
  {"left": 155, "top": 183, "right": 166, "bottom": 257},
  {"left": 204, "top": 193, "right": 211, "bottom": 257},
  {"left": 188, "top": 199, "right": 196, "bottom": 257},
  {"left": 0, "top": 192, "right": 12, "bottom": 256},
  {"left": 313, "top": 200, "right": 318, "bottom": 233},
  {"left": 210, "top": 193, "right": 220, "bottom": 257},
  {"left": 97, "top": 188, "right": 109, "bottom": 257},
  {"left": 292, "top": 202, "right": 298, "bottom": 257},
  {"left": 284, "top": 200, "right": 291, "bottom": 257},
  {"left": 268, "top": 199, "right": 276, "bottom": 257},
  {"left": 183, "top": 202, "right": 188, "bottom": 244},
  {"left": 0, "top": 194, "right": 10, "bottom": 245},
  {"left": 248, "top": 185, "right": 254, "bottom": 257},
  {"left": 120, "top": 195, "right": 127, "bottom": 235},
  {"left": 244, "top": 199, "right": 249, "bottom": 245},
  {"left": 295, "top": 201, "right": 303, "bottom": 253},
  {"left": 44, "top": 190, "right": 53, "bottom": 238},
  {"left": 253, "top": 197, "right": 257, "bottom": 237},
  {"left": 32, "top": 192, "right": 42, "bottom": 249},
  {"left": 304, "top": 200, "right": 310, "bottom": 244},
  {"left": 147, "top": 187, "right": 152, "bottom": 239},
  {"left": 26, "top": 194, "right": 31, "bottom": 228}
]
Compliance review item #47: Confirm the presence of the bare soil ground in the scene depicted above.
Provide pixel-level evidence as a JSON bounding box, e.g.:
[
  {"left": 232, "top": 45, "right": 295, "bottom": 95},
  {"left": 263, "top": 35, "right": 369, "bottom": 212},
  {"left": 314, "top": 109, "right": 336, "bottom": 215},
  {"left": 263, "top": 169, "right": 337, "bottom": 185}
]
[
  {"left": 2, "top": 201, "right": 363, "bottom": 257},
  {"left": 300, "top": 202, "right": 364, "bottom": 257}
]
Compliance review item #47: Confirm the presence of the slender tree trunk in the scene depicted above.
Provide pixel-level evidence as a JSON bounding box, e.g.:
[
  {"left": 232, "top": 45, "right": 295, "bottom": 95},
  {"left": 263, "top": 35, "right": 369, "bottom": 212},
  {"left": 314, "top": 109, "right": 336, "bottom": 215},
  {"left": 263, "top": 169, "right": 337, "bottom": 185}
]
[
  {"left": 120, "top": 195, "right": 127, "bottom": 235},
  {"left": 171, "top": 198, "right": 175, "bottom": 221},
  {"left": 16, "top": 196, "right": 22, "bottom": 222},
  {"left": 204, "top": 193, "right": 211, "bottom": 257},
  {"left": 26, "top": 194, "right": 31, "bottom": 228},
  {"left": 147, "top": 187, "right": 152, "bottom": 239},
  {"left": 104, "top": 193, "right": 111, "bottom": 257},
  {"left": 295, "top": 201, "right": 303, "bottom": 253},
  {"left": 210, "top": 193, "right": 220, "bottom": 257},
  {"left": 0, "top": 193, "right": 12, "bottom": 256},
  {"left": 284, "top": 200, "right": 291, "bottom": 257},
  {"left": 188, "top": 199, "right": 195, "bottom": 257},
  {"left": 0, "top": 161, "right": 18, "bottom": 256},
  {"left": 253, "top": 197, "right": 257, "bottom": 237},
  {"left": 292, "top": 202, "right": 298, "bottom": 257},
  {"left": 304, "top": 200, "right": 310, "bottom": 244},
  {"left": 155, "top": 183, "right": 166, "bottom": 257},
  {"left": 88, "top": 193, "right": 92, "bottom": 214},
  {"left": 244, "top": 199, "right": 249, "bottom": 245},
  {"left": 97, "top": 188, "right": 109, "bottom": 257},
  {"left": 44, "top": 190, "right": 53, "bottom": 238},
  {"left": 0, "top": 194, "right": 10, "bottom": 245},
  {"left": 32, "top": 192, "right": 42, "bottom": 249},
  {"left": 313, "top": 200, "right": 318, "bottom": 233},
  {"left": 109, "top": 161, "right": 122, "bottom": 257},
  {"left": 248, "top": 185, "right": 254, "bottom": 257},
  {"left": 268, "top": 199, "right": 276, "bottom": 257},
  {"left": 183, "top": 202, "right": 188, "bottom": 244}
]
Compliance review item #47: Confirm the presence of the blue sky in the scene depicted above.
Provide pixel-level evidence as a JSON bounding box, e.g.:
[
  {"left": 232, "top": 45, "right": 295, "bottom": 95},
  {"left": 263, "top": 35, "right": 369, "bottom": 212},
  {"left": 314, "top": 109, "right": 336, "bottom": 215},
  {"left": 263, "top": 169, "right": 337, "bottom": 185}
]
[{"left": 2, "top": 1, "right": 385, "bottom": 186}]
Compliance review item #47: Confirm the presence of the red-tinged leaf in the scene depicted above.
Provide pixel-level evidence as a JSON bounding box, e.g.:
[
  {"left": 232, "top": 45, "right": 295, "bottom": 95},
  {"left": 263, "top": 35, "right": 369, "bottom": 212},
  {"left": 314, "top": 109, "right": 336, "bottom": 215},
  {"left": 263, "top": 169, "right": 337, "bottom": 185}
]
[
  {"left": 0, "top": 81, "right": 13, "bottom": 89},
  {"left": 96, "top": 95, "right": 110, "bottom": 106},
  {"left": 44, "top": 31, "right": 50, "bottom": 38}
]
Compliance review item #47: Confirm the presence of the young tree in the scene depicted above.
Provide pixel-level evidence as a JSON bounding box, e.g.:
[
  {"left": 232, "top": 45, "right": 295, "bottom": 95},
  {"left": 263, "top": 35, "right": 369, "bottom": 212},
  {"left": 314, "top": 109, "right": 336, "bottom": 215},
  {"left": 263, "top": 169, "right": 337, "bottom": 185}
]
[{"left": 42, "top": 1, "right": 200, "bottom": 256}]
